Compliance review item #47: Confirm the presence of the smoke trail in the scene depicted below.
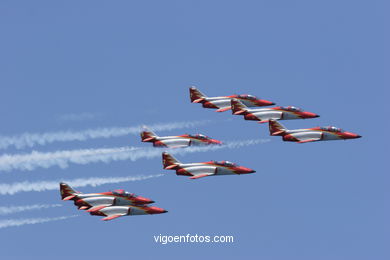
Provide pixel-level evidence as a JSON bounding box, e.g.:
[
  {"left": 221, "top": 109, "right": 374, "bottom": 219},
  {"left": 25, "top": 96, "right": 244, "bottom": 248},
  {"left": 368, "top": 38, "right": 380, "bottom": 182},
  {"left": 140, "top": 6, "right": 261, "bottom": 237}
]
[
  {"left": 0, "top": 139, "right": 270, "bottom": 172},
  {"left": 0, "top": 120, "right": 209, "bottom": 150},
  {"left": 0, "top": 174, "right": 163, "bottom": 195},
  {"left": 0, "top": 215, "right": 78, "bottom": 229},
  {"left": 0, "top": 204, "right": 62, "bottom": 215},
  {"left": 0, "top": 146, "right": 140, "bottom": 171}
]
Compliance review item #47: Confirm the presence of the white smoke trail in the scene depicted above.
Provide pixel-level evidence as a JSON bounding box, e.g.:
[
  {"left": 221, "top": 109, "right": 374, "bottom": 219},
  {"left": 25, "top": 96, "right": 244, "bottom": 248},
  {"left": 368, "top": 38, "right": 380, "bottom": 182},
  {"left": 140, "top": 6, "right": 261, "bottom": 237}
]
[
  {"left": 0, "top": 174, "right": 163, "bottom": 195},
  {"left": 0, "top": 139, "right": 270, "bottom": 172},
  {"left": 0, "top": 146, "right": 140, "bottom": 171},
  {"left": 0, "top": 120, "right": 209, "bottom": 150},
  {"left": 0, "top": 204, "right": 62, "bottom": 215},
  {"left": 0, "top": 215, "right": 78, "bottom": 229}
]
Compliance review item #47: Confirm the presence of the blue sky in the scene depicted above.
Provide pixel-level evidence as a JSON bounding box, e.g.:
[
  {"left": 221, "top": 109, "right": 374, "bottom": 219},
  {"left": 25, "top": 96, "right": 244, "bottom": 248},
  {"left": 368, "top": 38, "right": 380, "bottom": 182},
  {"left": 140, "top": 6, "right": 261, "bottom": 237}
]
[{"left": 0, "top": 1, "right": 387, "bottom": 259}]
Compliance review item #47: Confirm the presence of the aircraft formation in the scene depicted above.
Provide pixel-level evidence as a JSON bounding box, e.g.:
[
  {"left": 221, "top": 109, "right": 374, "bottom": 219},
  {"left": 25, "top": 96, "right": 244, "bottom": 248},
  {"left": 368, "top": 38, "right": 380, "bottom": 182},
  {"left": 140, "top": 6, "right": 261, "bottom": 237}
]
[
  {"left": 60, "top": 183, "right": 167, "bottom": 221},
  {"left": 190, "top": 86, "right": 361, "bottom": 143},
  {"left": 61, "top": 86, "right": 361, "bottom": 220}
]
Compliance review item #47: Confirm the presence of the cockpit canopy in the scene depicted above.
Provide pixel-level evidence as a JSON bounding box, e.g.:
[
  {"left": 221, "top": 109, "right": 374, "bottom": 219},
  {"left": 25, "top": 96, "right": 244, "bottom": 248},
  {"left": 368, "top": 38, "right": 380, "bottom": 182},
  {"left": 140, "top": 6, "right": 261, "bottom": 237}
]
[
  {"left": 213, "top": 160, "right": 237, "bottom": 167},
  {"left": 189, "top": 134, "right": 209, "bottom": 139},
  {"left": 280, "top": 106, "right": 302, "bottom": 112},
  {"left": 112, "top": 189, "right": 136, "bottom": 198},
  {"left": 320, "top": 126, "right": 343, "bottom": 132},
  {"left": 237, "top": 94, "right": 257, "bottom": 100}
]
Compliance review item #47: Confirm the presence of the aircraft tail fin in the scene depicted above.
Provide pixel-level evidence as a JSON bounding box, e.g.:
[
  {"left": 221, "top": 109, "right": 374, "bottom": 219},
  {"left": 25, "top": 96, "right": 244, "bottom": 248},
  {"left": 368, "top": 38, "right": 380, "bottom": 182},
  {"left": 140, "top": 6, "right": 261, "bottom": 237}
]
[
  {"left": 231, "top": 99, "right": 249, "bottom": 115},
  {"left": 162, "top": 152, "right": 181, "bottom": 169},
  {"left": 189, "top": 86, "right": 207, "bottom": 103},
  {"left": 60, "top": 182, "right": 79, "bottom": 200},
  {"left": 140, "top": 126, "right": 158, "bottom": 142},
  {"left": 268, "top": 120, "right": 287, "bottom": 136}
]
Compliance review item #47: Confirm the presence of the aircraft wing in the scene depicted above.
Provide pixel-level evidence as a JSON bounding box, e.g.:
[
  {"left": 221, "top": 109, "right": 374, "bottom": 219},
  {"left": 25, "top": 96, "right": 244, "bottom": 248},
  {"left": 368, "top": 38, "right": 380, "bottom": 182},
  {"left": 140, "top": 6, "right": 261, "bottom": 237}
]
[
  {"left": 185, "top": 165, "right": 216, "bottom": 179},
  {"left": 189, "top": 172, "right": 215, "bottom": 179},
  {"left": 168, "top": 145, "right": 191, "bottom": 148},
  {"left": 86, "top": 205, "right": 111, "bottom": 212},
  {"left": 216, "top": 106, "right": 231, "bottom": 112},
  {"left": 297, "top": 137, "right": 321, "bottom": 143},
  {"left": 101, "top": 213, "right": 127, "bottom": 221}
]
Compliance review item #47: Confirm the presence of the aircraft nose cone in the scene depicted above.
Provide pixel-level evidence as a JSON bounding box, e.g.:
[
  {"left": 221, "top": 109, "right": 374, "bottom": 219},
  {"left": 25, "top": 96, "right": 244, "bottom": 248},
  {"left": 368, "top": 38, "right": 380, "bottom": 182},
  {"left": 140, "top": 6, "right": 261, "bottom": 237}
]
[
  {"left": 150, "top": 207, "right": 168, "bottom": 214},
  {"left": 258, "top": 100, "right": 274, "bottom": 106},
  {"left": 302, "top": 112, "right": 319, "bottom": 118},
  {"left": 344, "top": 132, "right": 362, "bottom": 139},
  {"left": 212, "top": 139, "right": 223, "bottom": 145},
  {"left": 138, "top": 197, "right": 154, "bottom": 204},
  {"left": 238, "top": 167, "right": 256, "bottom": 174}
]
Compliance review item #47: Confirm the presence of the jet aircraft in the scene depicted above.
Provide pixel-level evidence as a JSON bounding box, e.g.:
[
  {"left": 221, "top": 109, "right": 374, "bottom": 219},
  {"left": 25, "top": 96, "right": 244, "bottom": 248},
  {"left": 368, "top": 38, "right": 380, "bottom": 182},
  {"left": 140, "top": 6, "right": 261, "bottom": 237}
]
[
  {"left": 268, "top": 120, "right": 362, "bottom": 143},
  {"left": 89, "top": 205, "right": 168, "bottom": 221},
  {"left": 60, "top": 183, "right": 167, "bottom": 221},
  {"left": 60, "top": 183, "right": 154, "bottom": 210},
  {"left": 141, "top": 126, "right": 222, "bottom": 148},
  {"left": 231, "top": 99, "right": 319, "bottom": 123},
  {"left": 162, "top": 152, "right": 256, "bottom": 179},
  {"left": 190, "top": 86, "right": 274, "bottom": 112}
]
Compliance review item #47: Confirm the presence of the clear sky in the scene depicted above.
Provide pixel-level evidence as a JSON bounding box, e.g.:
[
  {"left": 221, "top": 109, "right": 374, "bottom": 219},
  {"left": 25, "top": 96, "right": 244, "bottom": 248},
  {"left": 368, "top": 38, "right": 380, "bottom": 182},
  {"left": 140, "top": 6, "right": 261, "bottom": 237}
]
[{"left": 0, "top": 1, "right": 387, "bottom": 259}]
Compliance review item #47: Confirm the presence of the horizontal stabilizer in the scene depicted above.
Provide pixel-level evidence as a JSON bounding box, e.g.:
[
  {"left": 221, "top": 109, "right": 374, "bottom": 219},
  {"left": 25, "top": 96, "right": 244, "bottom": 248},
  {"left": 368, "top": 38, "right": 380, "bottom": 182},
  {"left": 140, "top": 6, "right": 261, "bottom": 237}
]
[
  {"left": 87, "top": 205, "right": 110, "bottom": 212},
  {"left": 165, "top": 164, "right": 178, "bottom": 170},
  {"left": 62, "top": 195, "right": 76, "bottom": 201},
  {"left": 216, "top": 107, "right": 231, "bottom": 112},
  {"left": 189, "top": 173, "right": 213, "bottom": 179},
  {"left": 271, "top": 130, "right": 285, "bottom": 135},
  {"left": 142, "top": 137, "right": 155, "bottom": 142},
  {"left": 101, "top": 214, "right": 124, "bottom": 221},
  {"left": 233, "top": 110, "right": 246, "bottom": 115},
  {"left": 193, "top": 98, "right": 205, "bottom": 103}
]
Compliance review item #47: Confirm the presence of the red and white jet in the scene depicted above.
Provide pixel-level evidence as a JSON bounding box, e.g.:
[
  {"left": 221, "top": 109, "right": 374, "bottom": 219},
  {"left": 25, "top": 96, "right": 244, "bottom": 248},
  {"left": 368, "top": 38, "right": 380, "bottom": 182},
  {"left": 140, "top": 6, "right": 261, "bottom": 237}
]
[
  {"left": 60, "top": 183, "right": 154, "bottom": 210},
  {"left": 268, "top": 120, "right": 362, "bottom": 143},
  {"left": 89, "top": 205, "right": 168, "bottom": 221},
  {"left": 60, "top": 183, "right": 167, "bottom": 221},
  {"left": 141, "top": 126, "right": 222, "bottom": 148},
  {"left": 162, "top": 152, "right": 256, "bottom": 179},
  {"left": 231, "top": 99, "right": 319, "bottom": 123},
  {"left": 190, "top": 86, "right": 275, "bottom": 112}
]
